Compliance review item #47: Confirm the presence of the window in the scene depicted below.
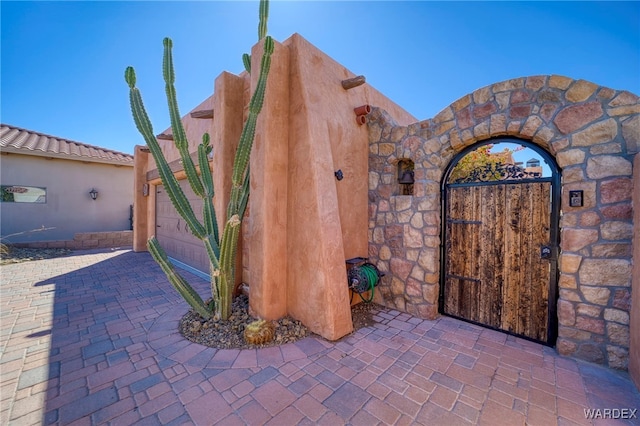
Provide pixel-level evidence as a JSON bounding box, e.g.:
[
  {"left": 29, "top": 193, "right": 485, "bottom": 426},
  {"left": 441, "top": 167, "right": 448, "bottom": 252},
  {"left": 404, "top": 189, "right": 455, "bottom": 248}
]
[{"left": 1, "top": 185, "right": 46, "bottom": 203}]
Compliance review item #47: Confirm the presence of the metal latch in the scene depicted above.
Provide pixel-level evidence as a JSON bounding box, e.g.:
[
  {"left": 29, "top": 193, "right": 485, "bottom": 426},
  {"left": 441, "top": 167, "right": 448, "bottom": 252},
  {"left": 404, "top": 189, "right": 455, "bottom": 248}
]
[{"left": 540, "top": 246, "right": 552, "bottom": 259}]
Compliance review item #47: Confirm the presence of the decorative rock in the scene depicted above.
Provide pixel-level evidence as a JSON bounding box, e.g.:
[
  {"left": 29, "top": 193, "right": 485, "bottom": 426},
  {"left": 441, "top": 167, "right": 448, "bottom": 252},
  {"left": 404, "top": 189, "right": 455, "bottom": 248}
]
[
  {"left": 379, "top": 245, "right": 391, "bottom": 260},
  {"left": 369, "top": 172, "right": 380, "bottom": 189},
  {"left": 613, "top": 290, "right": 631, "bottom": 311},
  {"left": 607, "top": 345, "right": 629, "bottom": 370},
  {"left": 608, "top": 105, "right": 640, "bottom": 116},
  {"left": 559, "top": 326, "right": 591, "bottom": 341},
  {"left": 571, "top": 118, "right": 617, "bottom": 146},
  {"left": 581, "top": 286, "right": 610, "bottom": 305},
  {"left": 410, "top": 265, "right": 424, "bottom": 281},
  {"left": 557, "top": 338, "right": 577, "bottom": 356},
  {"left": 561, "top": 229, "right": 598, "bottom": 252},
  {"left": 575, "top": 343, "right": 605, "bottom": 364},
  {"left": 473, "top": 121, "right": 490, "bottom": 139},
  {"left": 604, "top": 308, "right": 629, "bottom": 325},
  {"left": 520, "top": 116, "right": 543, "bottom": 138},
  {"left": 390, "top": 258, "right": 413, "bottom": 281},
  {"left": 554, "top": 101, "right": 603, "bottom": 134},
  {"left": 492, "top": 77, "right": 524, "bottom": 93},
  {"left": 473, "top": 102, "right": 497, "bottom": 120},
  {"left": 473, "top": 87, "right": 492, "bottom": 104},
  {"left": 558, "top": 300, "right": 575, "bottom": 326},
  {"left": 579, "top": 212, "right": 601, "bottom": 227},
  {"left": 562, "top": 167, "right": 584, "bottom": 183},
  {"left": 621, "top": 115, "right": 639, "bottom": 153},
  {"left": 592, "top": 243, "right": 632, "bottom": 258},
  {"left": 556, "top": 149, "right": 585, "bottom": 167},
  {"left": 422, "top": 283, "right": 438, "bottom": 305},
  {"left": 549, "top": 75, "right": 573, "bottom": 90},
  {"left": 579, "top": 259, "right": 631, "bottom": 286},
  {"left": 607, "top": 323, "right": 629, "bottom": 347},
  {"left": 576, "top": 304, "right": 601, "bottom": 318},
  {"left": 403, "top": 225, "right": 423, "bottom": 248},
  {"left": 590, "top": 142, "right": 622, "bottom": 155},
  {"left": 526, "top": 76, "right": 546, "bottom": 90},
  {"left": 417, "top": 248, "right": 437, "bottom": 273},
  {"left": 575, "top": 316, "right": 604, "bottom": 334},
  {"left": 560, "top": 289, "right": 582, "bottom": 302},
  {"left": 411, "top": 213, "right": 424, "bottom": 229},
  {"left": 405, "top": 278, "right": 422, "bottom": 298},
  {"left": 609, "top": 90, "right": 639, "bottom": 106},
  {"left": 600, "top": 178, "right": 632, "bottom": 204},
  {"left": 586, "top": 156, "right": 632, "bottom": 179},
  {"left": 390, "top": 277, "right": 405, "bottom": 295},
  {"left": 600, "top": 221, "right": 633, "bottom": 240},
  {"left": 558, "top": 274, "right": 577, "bottom": 289},
  {"left": 566, "top": 80, "right": 598, "bottom": 103}
]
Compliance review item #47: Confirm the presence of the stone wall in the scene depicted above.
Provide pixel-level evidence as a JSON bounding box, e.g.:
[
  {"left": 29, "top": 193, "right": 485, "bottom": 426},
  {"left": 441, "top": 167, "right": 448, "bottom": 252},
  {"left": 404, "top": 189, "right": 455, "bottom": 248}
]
[
  {"left": 13, "top": 231, "right": 133, "bottom": 250},
  {"left": 367, "top": 75, "right": 638, "bottom": 369}
]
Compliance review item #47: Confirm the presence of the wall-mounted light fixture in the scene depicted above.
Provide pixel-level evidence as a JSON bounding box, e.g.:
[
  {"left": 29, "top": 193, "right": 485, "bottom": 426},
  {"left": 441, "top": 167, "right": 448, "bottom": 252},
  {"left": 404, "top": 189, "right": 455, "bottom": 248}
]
[
  {"left": 89, "top": 188, "right": 99, "bottom": 200},
  {"left": 398, "top": 160, "right": 415, "bottom": 185},
  {"left": 142, "top": 183, "right": 150, "bottom": 197}
]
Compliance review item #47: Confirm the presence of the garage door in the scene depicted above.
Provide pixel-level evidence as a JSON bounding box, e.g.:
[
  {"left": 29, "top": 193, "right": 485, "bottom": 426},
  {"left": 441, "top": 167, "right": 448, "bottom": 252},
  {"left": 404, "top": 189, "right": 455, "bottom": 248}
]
[{"left": 155, "top": 179, "right": 210, "bottom": 274}]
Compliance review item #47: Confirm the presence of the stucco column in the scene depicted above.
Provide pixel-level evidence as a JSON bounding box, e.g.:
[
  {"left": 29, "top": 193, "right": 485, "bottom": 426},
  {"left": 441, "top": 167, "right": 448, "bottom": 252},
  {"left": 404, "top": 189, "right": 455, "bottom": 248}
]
[
  {"left": 630, "top": 152, "right": 640, "bottom": 390},
  {"left": 248, "top": 39, "right": 290, "bottom": 320},
  {"left": 211, "top": 72, "right": 246, "bottom": 287}
]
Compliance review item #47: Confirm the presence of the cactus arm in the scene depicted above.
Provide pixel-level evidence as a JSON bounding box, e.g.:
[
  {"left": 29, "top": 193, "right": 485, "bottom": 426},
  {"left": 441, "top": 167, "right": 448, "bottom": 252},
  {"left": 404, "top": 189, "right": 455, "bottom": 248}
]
[
  {"left": 126, "top": 67, "right": 207, "bottom": 239},
  {"left": 258, "top": 0, "right": 269, "bottom": 39},
  {"left": 198, "top": 138, "right": 220, "bottom": 246},
  {"left": 216, "top": 215, "right": 242, "bottom": 318},
  {"left": 163, "top": 38, "right": 205, "bottom": 199},
  {"left": 230, "top": 36, "right": 274, "bottom": 189},
  {"left": 242, "top": 53, "right": 251, "bottom": 74},
  {"left": 148, "top": 237, "right": 211, "bottom": 319},
  {"left": 239, "top": 165, "right": 250, "bottom": 219}
]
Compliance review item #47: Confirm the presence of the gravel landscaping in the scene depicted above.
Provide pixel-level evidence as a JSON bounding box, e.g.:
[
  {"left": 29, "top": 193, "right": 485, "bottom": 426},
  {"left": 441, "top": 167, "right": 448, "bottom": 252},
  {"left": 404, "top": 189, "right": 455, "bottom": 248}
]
[{"left": 180, "top": 294, "right": 379, "bottom": 349}]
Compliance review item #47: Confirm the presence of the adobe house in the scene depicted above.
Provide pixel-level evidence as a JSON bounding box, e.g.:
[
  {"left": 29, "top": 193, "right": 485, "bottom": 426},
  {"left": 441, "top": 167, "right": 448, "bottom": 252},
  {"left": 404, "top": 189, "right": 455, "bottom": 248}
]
[
  {"left": 132, "top": 34, "right": 639, "bottom": 386},
  {"left": 1, "top": 124, "right": 134, "bottom": 249}
]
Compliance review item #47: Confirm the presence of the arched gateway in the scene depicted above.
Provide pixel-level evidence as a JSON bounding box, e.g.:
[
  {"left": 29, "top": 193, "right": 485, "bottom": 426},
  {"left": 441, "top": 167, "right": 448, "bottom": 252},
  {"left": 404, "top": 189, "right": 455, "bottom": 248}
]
[
  {"left": 367, "top": 75, "right": 638, "bottom": 369},
  {"left": 441, "top": 138, "right": 560, "bottom": 345}
]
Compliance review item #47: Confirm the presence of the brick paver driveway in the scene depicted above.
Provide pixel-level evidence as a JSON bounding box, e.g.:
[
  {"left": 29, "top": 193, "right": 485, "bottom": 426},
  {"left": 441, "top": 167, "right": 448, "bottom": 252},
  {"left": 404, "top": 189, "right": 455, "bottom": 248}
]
[{"left": 1, "top": 248, "right": 639, "bottom": 425}]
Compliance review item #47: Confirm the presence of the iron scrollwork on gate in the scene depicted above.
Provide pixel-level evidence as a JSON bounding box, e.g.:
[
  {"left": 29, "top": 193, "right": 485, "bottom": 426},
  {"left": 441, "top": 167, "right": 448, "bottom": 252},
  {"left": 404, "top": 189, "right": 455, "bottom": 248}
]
[{"left": 449, "top": 162, "right": 533, "bottom": 184}]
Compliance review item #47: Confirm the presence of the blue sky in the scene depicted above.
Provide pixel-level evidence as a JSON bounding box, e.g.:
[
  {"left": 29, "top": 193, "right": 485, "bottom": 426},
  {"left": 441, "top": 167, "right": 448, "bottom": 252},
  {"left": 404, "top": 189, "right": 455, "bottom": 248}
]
[{"left": 2, "top": 1, "right": 639, "bottom": 155}]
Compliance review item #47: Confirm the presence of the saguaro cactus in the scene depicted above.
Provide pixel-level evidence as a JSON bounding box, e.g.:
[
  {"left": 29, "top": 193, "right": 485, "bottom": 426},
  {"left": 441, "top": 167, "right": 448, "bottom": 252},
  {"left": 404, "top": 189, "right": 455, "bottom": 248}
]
[{"left": 125, "top": 0, "right": 273, "bottom": 320}]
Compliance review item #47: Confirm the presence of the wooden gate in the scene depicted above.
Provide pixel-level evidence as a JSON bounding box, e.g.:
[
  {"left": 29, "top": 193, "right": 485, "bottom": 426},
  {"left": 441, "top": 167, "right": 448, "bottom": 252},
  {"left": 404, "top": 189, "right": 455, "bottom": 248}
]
[{"left": 442, "top": 180, "right": 556, "bottom": 343}]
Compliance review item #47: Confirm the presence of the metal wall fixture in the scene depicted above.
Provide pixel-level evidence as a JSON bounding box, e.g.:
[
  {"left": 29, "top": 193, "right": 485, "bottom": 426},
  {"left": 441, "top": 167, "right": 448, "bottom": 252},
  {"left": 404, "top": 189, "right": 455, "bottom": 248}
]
[
  {"left": 397, "top": 160, "right": 415, "bottom": 184},
  {"left": 334, "top": 169, "right": 344, "bottom": 181},
  {"left": 89, "top": 188, "right": 99, "bottom": 200}
]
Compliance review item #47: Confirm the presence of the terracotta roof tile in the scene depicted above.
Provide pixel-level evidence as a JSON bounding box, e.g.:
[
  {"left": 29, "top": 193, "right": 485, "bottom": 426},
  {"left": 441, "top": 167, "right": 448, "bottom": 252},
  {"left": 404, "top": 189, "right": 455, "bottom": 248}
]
[{"left": 0, "top": 124, "right": 134, "bottom": 166}]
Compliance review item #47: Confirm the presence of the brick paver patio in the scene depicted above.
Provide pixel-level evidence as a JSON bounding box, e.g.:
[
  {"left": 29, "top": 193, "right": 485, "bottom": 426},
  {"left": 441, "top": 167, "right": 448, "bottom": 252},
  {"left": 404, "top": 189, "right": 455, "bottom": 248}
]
[{"left": 1, "top": 248, "right": 638, "bottom": 425}]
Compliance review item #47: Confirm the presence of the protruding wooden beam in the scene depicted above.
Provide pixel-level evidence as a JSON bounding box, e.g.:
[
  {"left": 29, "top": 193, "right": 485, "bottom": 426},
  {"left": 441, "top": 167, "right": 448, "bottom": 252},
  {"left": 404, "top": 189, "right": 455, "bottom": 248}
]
[
  {"left": 156, "top": 133, "right": 173, "bottom": 140},
  {"left": 190, "top": 109, "right": 214, "bottom": 119},
  {"left": 341, "top": 75, "right": 366, "bottom": 90}
]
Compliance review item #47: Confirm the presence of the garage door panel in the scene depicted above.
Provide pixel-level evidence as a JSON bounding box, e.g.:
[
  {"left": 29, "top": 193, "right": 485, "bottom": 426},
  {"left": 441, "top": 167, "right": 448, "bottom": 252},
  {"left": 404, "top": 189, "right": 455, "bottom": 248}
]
[{"left": 156, "top": 180, "right": 209, "bottom": 273}]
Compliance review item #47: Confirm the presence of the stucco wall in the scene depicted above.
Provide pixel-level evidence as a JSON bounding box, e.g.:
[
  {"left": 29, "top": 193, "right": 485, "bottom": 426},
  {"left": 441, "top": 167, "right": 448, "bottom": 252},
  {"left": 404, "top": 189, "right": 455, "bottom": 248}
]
[
  {"left": 367, "top": 76, "right": 638, "bottom": 370},
  {"left": 132, "top": 33, "right": 415, "bottom": 341},
  {"left": 246, "top": 34, "right": 416, "bottom": 339},
  {"left": 631, "top": 153, "right": 640, "bottom": 388},
  {"left": 1, "top": 153, "right": 133, "bottom": 243}
]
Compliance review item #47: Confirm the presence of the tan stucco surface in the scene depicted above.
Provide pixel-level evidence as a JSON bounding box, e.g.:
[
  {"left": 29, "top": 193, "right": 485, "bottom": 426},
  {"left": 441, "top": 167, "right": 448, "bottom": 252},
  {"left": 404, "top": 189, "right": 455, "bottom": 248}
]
[{"left": 1, "top": 153, "right": 133, "bottom": 243}]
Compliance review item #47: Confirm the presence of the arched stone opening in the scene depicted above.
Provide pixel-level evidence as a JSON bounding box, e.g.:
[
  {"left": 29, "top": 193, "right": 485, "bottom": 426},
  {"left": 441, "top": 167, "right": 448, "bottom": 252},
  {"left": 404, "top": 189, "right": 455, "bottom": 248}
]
[
  {"left": 367, "top": 75, "right": 638, "bottom": 370},
  {"left": 440, "top": 137, "right": 561, "bottom": 345}
]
